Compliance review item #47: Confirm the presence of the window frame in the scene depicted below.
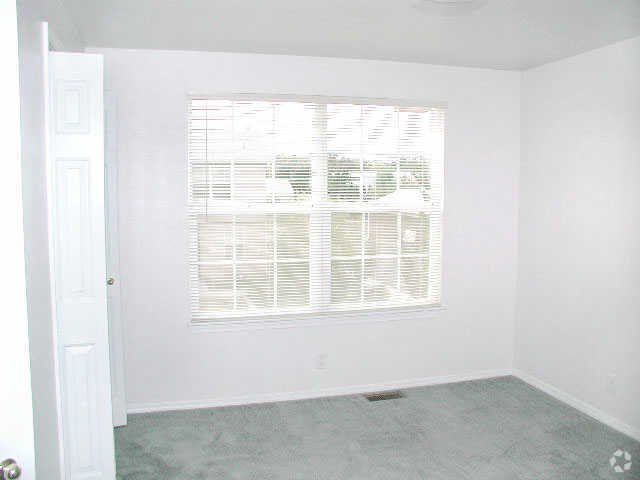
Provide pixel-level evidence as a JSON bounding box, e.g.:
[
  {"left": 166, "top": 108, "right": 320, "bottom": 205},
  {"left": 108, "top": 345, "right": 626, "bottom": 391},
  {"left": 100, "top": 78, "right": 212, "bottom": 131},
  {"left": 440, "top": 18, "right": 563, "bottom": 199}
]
[{"left": 186, "top": 93, "right": 446, "bottom": 328}]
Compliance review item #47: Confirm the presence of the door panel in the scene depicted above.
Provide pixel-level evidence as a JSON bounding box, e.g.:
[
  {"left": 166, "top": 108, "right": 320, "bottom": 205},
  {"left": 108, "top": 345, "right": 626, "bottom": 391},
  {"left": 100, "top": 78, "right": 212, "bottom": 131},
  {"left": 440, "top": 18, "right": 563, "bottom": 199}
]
[{"left": 49, "top": 52, "right": 116, "bottom": 480}]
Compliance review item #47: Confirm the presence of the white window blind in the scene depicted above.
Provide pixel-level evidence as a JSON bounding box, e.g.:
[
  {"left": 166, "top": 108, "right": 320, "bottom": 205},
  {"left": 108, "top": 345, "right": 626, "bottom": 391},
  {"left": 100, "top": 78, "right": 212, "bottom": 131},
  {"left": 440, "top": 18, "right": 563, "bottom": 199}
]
[{"left": 188, "top": 96, "right": 444, "bottom": 322}]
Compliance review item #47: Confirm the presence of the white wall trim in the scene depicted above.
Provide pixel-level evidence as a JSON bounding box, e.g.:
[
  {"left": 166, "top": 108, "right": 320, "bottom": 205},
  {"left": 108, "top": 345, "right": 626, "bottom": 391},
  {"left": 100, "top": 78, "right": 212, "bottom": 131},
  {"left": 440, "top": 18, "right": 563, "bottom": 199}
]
[
  {"left": 127, "top": 368, "right": 512, "bottom": 414},
  {"left": 129, "top": 368, "right": 640, "bottom": 443},
  {"left": 514, "top": 369, "right": 640, "bottom": 442},
  {"left": 42, "top": 22, "right": 66, "bottom": 480}
]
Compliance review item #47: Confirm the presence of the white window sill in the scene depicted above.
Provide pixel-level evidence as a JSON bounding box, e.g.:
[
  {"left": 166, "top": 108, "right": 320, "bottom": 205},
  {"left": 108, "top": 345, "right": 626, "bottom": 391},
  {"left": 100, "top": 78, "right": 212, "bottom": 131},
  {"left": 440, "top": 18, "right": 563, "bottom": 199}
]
[{"left": 189, "top": 304, "right": 447, "bottom": 333}]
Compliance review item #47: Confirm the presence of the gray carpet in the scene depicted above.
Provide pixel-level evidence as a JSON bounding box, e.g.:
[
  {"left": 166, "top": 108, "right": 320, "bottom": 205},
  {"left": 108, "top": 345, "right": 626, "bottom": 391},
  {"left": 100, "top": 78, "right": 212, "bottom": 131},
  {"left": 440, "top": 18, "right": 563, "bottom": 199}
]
[{"left": 115, "top": 376, "right": 640, "bottom": 479}]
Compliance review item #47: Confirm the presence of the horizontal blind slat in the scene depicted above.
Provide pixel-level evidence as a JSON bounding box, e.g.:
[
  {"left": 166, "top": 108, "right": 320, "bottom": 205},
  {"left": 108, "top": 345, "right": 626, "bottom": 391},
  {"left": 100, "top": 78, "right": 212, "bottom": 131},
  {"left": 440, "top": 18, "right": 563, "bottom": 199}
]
[{"left": 188, "top": 97, "right": 444, "bottom": 320}]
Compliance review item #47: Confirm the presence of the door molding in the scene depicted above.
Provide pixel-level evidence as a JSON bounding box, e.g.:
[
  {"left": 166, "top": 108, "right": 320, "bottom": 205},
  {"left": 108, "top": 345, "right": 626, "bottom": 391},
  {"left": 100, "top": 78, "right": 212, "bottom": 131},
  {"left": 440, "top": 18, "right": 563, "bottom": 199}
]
[
  {"left": 105, "top": 90, "right": 127, "bottom": 427},
  {"left": 0, "top": 2, "right": 36, "bottom": 478}
]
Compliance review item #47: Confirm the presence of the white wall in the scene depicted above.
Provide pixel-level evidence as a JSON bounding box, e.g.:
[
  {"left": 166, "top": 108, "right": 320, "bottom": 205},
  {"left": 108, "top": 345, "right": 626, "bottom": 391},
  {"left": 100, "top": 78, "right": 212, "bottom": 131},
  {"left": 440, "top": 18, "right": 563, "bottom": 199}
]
[
  {"left": 44, "top": 0, "right": 83, "bottom": 51},
  {"left": 92, "top": 48, "right": 521, "bottom": 410},
  {"left": 516, "top": 36, "right": 640, "bottom": 438}
]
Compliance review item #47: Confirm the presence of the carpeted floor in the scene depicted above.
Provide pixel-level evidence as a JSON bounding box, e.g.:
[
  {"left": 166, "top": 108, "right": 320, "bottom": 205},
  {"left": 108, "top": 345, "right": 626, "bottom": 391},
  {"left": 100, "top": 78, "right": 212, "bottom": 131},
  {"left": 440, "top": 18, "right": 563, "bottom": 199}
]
[{"left": 115, "top": 376, "right": 640, "bottom": 479}]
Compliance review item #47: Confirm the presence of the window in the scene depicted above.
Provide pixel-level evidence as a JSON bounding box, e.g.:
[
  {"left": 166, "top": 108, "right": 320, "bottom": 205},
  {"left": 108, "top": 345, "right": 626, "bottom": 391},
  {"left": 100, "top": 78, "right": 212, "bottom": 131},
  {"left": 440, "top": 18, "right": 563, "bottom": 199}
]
[{"left": 188, "top": 96, "right": 444, "bottom": 322}]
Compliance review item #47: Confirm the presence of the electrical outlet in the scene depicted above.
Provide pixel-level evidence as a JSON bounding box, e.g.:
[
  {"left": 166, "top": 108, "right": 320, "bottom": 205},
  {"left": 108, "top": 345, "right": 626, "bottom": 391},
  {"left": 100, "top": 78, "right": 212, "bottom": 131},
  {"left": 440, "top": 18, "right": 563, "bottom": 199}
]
[{"left": 314, "top": 353, "right": 328, "bottom": 371}]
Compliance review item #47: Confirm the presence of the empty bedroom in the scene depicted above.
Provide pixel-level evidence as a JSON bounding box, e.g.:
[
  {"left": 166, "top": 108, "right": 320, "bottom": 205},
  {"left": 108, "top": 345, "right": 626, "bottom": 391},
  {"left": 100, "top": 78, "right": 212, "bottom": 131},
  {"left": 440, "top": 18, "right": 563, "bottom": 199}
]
[{"left": 5, "top": 0, "right": 640, "bottom": 479}]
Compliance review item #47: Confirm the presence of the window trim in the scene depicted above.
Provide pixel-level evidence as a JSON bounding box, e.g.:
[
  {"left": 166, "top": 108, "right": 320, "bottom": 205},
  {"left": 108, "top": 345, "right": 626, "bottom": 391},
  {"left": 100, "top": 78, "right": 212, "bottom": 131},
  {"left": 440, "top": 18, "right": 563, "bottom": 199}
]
[
  {"left": 187, "top": 92, "right": 447, "bottom": 110},
  {"left": 186, "top": 93, "right": 447, "bottom": 328},
  {"left": 189, "top": 303, "right": 447, "bottom": 333}
]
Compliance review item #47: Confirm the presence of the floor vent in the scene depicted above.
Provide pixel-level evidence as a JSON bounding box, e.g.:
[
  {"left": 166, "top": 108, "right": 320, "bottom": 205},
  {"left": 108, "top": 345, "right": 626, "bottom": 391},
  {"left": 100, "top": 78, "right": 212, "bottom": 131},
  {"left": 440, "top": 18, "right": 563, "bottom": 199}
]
[{"left": 364, "top": 390, "right": 405, "bottom": 402}]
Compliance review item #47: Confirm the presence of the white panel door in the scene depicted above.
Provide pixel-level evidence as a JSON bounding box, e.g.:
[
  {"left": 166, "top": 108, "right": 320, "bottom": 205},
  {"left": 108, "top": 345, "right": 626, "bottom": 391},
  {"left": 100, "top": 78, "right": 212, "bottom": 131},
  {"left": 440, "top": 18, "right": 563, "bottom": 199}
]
[
  {"left": 49, "top": 52, "right": 116, "bottom": 480},
  {"left": 0, "top": 1, "right": 36, "bottom": 478}
]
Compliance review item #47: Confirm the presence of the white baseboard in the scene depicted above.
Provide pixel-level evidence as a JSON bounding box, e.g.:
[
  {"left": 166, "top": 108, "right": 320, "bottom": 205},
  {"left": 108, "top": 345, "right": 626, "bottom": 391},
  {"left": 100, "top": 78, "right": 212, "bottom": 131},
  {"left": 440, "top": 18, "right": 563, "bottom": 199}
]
[
  {"left": 127, "top": 368, "right": 512, "bottom": 414},
  {"left": 514, "top": 369, "right": 640, "bottom": 442},
  {"left": 127, "top": 368, "right": 640, "bottom": 443}
]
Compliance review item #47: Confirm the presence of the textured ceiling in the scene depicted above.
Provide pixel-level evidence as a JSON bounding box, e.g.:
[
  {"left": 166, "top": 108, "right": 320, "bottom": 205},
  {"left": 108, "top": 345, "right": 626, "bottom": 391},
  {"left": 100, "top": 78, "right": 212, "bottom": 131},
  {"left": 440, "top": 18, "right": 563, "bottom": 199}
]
[{"left": 63, "top": 0, "right": 640, "bottom": 70}]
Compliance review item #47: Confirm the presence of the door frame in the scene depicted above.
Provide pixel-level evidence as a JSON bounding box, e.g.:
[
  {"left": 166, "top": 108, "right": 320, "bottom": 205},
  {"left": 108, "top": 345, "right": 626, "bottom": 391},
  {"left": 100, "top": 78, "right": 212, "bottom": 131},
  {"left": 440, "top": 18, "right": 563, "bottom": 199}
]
[
  {"left": 0, "top": 2, "right": 36, "bottom": 478},
  {"left": 105, "top": 91, "right": 127, "bottom": 427}
]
